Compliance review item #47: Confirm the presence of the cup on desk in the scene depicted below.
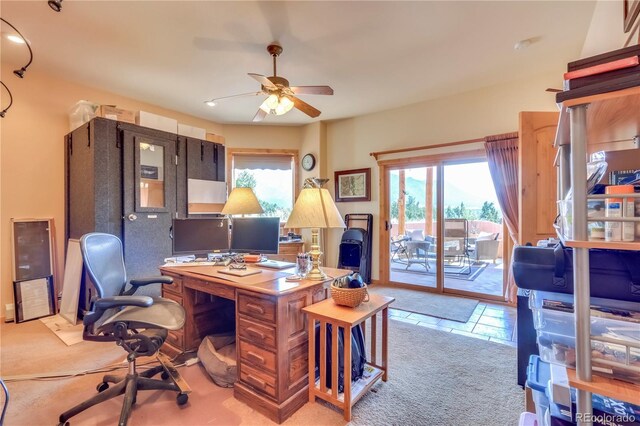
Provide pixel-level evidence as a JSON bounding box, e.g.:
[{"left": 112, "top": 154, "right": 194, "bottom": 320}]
[{"left": 296, "top": 253, "right": 311, "bottom": 278}]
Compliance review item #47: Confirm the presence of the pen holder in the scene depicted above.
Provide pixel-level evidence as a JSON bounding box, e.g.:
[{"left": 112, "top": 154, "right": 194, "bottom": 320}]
[{"left": 330, "top": 281, "right": 369, "bottom": 308}]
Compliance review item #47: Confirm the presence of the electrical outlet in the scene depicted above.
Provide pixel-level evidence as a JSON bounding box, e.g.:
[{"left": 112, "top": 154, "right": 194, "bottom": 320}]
[{"left": 5, "top": 303, "right": 15, "bottom": 322}]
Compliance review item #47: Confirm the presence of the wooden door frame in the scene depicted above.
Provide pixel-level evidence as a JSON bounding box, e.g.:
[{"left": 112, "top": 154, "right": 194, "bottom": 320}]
[{"left": 378, "top": 149, "right": 508, "bottom": 303}]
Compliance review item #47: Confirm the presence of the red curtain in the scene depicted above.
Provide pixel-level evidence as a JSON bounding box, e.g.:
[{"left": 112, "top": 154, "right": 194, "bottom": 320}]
[{"left": 484, "top": 132, "right": 519, "bottom": 303}]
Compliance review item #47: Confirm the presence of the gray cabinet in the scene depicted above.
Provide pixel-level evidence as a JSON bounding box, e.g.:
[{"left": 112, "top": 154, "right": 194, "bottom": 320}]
[{"left": 65, "top": 118, "right": 225, "bottom": 293}]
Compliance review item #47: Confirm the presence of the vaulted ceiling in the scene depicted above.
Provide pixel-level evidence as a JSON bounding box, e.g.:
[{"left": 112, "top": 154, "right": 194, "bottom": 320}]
[{"left": 1, "top": 1, "right": 596, "bottom": 125}]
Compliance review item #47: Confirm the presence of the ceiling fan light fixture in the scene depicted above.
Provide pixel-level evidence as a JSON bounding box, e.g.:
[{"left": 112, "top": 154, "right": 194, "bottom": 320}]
[
  {"left": 274, "top": 96, "right": 294, "bottom": 115},
  {"left": 265, "top": 94, "right": 279, "bottom": 110}
]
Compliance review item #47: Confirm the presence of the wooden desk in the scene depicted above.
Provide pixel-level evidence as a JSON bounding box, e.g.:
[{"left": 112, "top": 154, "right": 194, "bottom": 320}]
[
  {"left": 159, "top": 264, "right": 350, "bottom": 424},
  {"left": 303, "top": 294, "right": 395, "bottom": 421}
]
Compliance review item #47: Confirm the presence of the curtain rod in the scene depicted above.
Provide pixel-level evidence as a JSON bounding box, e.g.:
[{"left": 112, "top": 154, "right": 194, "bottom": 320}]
[
  {"left": 370, "top": 131, "right": 519, "bottom": 160},
  {"left": 369, "top": 137, "right": 485, "bottom": 160}
]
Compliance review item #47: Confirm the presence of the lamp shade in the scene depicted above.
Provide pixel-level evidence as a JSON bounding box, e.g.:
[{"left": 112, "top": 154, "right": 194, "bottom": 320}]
[
  {"left": 285, "top": 188, "right": 345, "bottom": 229},
  {"left": 221, "top": 187, "right": 264, "bottom": 215}
]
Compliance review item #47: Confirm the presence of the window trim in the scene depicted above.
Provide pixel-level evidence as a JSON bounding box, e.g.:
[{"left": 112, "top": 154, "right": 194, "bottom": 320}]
[{"left": 226, "top": 148, "right": 299, "bottom": 219}]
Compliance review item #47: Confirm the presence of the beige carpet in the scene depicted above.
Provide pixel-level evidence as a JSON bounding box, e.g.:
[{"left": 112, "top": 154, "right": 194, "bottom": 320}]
[
  {"left": 1, "top": 316, "right": 522, "bottom": 425},
  {"left": 369, "top": 285, "right": 479, "bottom": 322}
]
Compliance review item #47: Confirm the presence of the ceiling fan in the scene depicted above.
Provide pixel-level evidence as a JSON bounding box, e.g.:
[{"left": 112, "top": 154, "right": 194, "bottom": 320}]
[{"left": 205, "top": 43, "right": 333, "bottom": 122}]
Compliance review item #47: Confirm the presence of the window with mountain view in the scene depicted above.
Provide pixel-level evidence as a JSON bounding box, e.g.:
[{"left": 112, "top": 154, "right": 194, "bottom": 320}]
[{"left": 230, "top": 152, "right": 295, "bottom": 221}]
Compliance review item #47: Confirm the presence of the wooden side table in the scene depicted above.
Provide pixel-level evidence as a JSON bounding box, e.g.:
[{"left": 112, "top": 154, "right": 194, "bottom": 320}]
[{"left": 302, "top": 294, "right": 395, "bottom": 421}]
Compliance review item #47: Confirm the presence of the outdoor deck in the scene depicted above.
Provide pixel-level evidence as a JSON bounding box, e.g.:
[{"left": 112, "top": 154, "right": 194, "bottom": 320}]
[{"left": 390, "top": 258, "right": 504, "bottom": 297}]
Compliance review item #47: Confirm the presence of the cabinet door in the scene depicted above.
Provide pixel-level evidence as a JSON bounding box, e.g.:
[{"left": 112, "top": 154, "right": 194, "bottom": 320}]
[
  {"left": 187, "top": 138, "right": 217, "bottom": 181},
  {"left": 214, "top": 143, "right": 225, "bottom": 182},
  {"left": 122, "top": 129, "right": 176, "bottom": 282},
  {"left": 518, "top": 111, "right": 559, "bottom": 246}
]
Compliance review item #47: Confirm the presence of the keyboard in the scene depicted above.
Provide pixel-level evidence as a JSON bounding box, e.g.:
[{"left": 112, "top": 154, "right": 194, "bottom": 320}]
[{"left": 258, "top": 260, "right": 295, "bottom": 270}]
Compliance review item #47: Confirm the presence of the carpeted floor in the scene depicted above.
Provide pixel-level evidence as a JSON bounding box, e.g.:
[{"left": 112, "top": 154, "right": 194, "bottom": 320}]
[
  {"left": 1, "top": 316, "right": 521, "bottom": 425},
  {"left": 368, "top": 285, "right": 479, "bottom": 322}
]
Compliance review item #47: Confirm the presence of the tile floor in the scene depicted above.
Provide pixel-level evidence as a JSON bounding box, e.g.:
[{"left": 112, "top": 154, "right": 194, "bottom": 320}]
[{"left": 388, "top": 301, "right": 518, "bottom": 347}]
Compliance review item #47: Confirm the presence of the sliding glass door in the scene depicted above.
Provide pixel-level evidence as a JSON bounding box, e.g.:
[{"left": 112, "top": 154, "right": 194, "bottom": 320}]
[
  {"left": 442, "top": 161, "right": 504, "bottom": 298},
  {"left": 380, "top": 155, "right": 506, "bottom": 301},
  {"left": 388, "top": 166, "right": 438, "bottom": 289}
]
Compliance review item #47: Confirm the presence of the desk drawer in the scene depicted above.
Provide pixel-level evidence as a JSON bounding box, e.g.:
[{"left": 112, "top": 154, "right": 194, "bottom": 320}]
[
  {"left": 238, "top": 317, "right": 276, "bottom": 349},
  {"left": 166, "top": 329, "right": 184, "bottom": 349},
  {"left": 161, "top": 274, "right": 183, "bottom": 295},
  {"left": 240, "top": 363, "right": 277, "bottom": 399},
  {"left": 239, "top": 339, "right": 276, "bottom": 373},
  {"left": 237, "top": 293, "right": 276, "bottom": 324},
  {"left": 161, "top": 289, "right": 182, "bottom": 306},
  {"left": 185, "top": 277, "right": 235, "bottom": 300}
]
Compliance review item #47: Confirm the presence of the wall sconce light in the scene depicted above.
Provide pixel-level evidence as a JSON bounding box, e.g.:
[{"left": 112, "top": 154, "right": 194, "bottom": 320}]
[
  {"left": 0, "top": 81, "right": 14, "bottom": 118},
  {"left": 48, "top": 0, "right": 63, "bottom": 12},
  {"left": 1, "top": 18, "right": 34, "bottom": 78}
]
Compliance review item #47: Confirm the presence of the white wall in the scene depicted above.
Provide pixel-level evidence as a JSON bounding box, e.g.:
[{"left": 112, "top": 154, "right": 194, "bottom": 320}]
[
  {"left": 581, "top": 0, "right": 639, "bottom": 57},
  {"left": 323, "top": 69, "right": 564, "bottom": 280}
]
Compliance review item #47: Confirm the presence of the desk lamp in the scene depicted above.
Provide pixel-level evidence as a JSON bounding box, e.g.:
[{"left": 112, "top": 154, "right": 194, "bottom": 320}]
[
  {"left": 221, "top": 187, "right": 264, "bottom": 216},
  {"left": 285, "top": 179, "right": 345, "bottom": 280}
]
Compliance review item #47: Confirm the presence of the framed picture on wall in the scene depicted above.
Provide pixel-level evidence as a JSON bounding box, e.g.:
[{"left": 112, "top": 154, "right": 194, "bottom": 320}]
[
  {"left": 624, "top": 0, "right": 640, "bottom": 33},
  {"left": 334, "top": 168, "right": 371, "bottom": 202}
]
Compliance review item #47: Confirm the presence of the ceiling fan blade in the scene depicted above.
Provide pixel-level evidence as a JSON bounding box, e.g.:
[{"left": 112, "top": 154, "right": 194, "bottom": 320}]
[
  {"left": 205, "top": 91, "right": 262, "bottom": 105},
  {"left": 289, "top": 95, "right": 321, "bottom": 118},
  {"left": 248, "top": 73, "right": 277, "bottom": 89},
  {"left": 253, "top": 108, "right": 267, "bottom": 122},
  {"left": 545, "top": 88, "right": 563, "bottom": 93},
  {"left": 290, "top": 86, "right": 334, "bottom": 95}
]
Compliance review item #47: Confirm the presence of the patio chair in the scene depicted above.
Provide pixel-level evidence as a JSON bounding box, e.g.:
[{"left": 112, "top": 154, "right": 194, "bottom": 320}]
[
  {"left": 443, "top": 219, "right": 471, "bottom": 274},
  {"left": 471, "top": 232, "right": 500, "bottom": 263},
  {"left": 390, "top": 235, "right": 409, "bottom": 263},
  {"left": 405, "top": 240, "right": 431, "bottom": 271}
]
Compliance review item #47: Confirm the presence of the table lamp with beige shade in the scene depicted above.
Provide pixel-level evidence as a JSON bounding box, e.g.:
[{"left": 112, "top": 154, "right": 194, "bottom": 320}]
[
  {"left": 285, "top": 180, "right": 345, "bottom": 280},
  {"left": 221, "top": 187, "right": 264, "bottom": 216}
]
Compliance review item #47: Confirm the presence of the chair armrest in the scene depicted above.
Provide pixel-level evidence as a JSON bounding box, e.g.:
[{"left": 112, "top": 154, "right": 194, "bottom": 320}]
[
  {"left": 95, "top": 296, "right": 153, "bottom": 310},
  {"left": 129, "top": 276, "right": 173, "bottom": 287},
  {"left": 84, "top": 296, "right": 153, "bottom": 327}
]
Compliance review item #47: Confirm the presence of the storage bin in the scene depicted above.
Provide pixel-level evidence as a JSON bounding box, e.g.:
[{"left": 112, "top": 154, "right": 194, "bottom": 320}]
[
  {"left": 69, "top": 100, "right": 99, "bottom": 131},
  {"left": 519, "top": 412, "right": 539, "bottom": 426},
  {"left": 530, "top": 293, "right": 640, "bottom": 383},
  {"left": 527, "top": 355, "right": 551, "bottom": 426}
]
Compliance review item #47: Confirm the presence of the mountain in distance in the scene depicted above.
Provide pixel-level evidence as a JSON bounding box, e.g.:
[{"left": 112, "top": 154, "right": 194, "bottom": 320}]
[{"left": 389, "top": 174, "right": 499, "bottom": 209}]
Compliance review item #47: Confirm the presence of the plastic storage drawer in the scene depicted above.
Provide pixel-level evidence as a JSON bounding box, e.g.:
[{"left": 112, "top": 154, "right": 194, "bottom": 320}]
[
  {"left": 527, "top": 355, "right": 551, "bottom": 426},
  {"left": 530, "top": 292, "right": 640, "bottom": 383}
]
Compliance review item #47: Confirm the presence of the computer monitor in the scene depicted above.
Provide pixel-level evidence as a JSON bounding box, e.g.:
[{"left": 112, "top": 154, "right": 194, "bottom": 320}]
[
  {"left": 171, "top": 218, "right": 229, "bottom": 256},
  {"left": 230, "top": 217, "right": 280, "bottom": 254}
]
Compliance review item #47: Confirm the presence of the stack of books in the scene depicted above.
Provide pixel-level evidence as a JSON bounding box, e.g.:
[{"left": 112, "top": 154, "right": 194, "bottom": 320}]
[{"left": 557, "top": 44, "right": 640, "bottom": 102}]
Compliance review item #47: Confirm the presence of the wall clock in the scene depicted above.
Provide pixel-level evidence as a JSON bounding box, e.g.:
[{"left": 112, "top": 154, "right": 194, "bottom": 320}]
[{"left": 302, "top": 153, "right": 316, "bottom": 171}]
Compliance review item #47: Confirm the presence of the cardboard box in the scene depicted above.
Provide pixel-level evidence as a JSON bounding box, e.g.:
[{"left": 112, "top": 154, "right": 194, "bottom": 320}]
[
  {"left": 135, "top": 111, "right": 178, "bottom": 134},
  {"left": 98, "top": 105, "right": 135, "bottom": 124},
  {"left": 206, "top": 132, "right": 226, "bottom": 144},
  {"left": 177, "top": 123, "right": 206, "bottom": 139}
]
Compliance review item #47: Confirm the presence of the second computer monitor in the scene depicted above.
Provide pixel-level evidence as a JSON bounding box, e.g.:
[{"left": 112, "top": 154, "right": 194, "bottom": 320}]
[{"left": 230, "top": 217, "right": 280, "bottom": 254}]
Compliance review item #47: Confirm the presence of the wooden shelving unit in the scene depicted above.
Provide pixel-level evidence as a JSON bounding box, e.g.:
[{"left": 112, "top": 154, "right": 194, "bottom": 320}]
[{"left": 566, "top": 368, "right": 640, "bottom": 406}]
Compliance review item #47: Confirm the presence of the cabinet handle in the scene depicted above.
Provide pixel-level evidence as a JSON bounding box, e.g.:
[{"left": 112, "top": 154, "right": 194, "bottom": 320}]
[
  {"left": 246, "top": 303, "right": 265, "bottom": 314},
  {"left": 246, "top": 327, "right": 266, "bottom": 340},
  {"left": 247, "top": 351, "right": 265, "bottom": 365},
  {"left": 246, "top": 374, "right": 267, "bottom": 390}
]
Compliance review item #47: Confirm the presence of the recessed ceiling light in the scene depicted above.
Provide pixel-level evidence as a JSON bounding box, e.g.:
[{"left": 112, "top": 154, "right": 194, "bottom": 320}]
[
  {"left": 205, "top": 100, "right": 216, "bottom": 107},
  {"left": 514, "top": 38, "right": 533, "bottom": 50},
  {"left": 7, "top": 34, "right": 25, "bottom": 44}
]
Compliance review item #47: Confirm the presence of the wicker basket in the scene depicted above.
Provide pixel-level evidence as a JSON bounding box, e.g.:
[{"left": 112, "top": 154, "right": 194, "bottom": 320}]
[{"left": 330, "top": 282, "right": 369, "bottom": 308}]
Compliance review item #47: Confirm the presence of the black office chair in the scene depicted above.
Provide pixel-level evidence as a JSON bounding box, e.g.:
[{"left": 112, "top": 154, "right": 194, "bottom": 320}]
[{"left": 58, "top": 233, "right": 189, "bottom": 426}]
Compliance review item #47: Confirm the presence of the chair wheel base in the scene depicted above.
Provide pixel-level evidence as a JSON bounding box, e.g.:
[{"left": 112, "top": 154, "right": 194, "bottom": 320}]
[
  {"left": 96, "top": 382, "right": 109, "bottom": 393},
  {"left": 177, "top": 393, "right": 188, "bottom": 405},
  {"left": 161, "top": 371, "right": 170, "bottom": 381}
]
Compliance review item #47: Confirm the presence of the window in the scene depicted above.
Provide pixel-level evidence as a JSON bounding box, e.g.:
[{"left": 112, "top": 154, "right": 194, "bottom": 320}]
[{"left": 228, "top": 149, "right": 298, "bottom": 221}]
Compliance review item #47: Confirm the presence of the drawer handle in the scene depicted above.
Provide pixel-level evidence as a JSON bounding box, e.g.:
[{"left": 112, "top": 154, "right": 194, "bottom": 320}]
[
  {"left": 246, "top": 327, "right": 266, "bottom": 340},
  {"left": 246, "top": 374, "right": 267, "bottom": 389},
  {"left": 246, "top": 303, "right": 265, "bottom": 314},
  {"left": 247, "top": 351, "right": 265, "bottom": 365}
]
